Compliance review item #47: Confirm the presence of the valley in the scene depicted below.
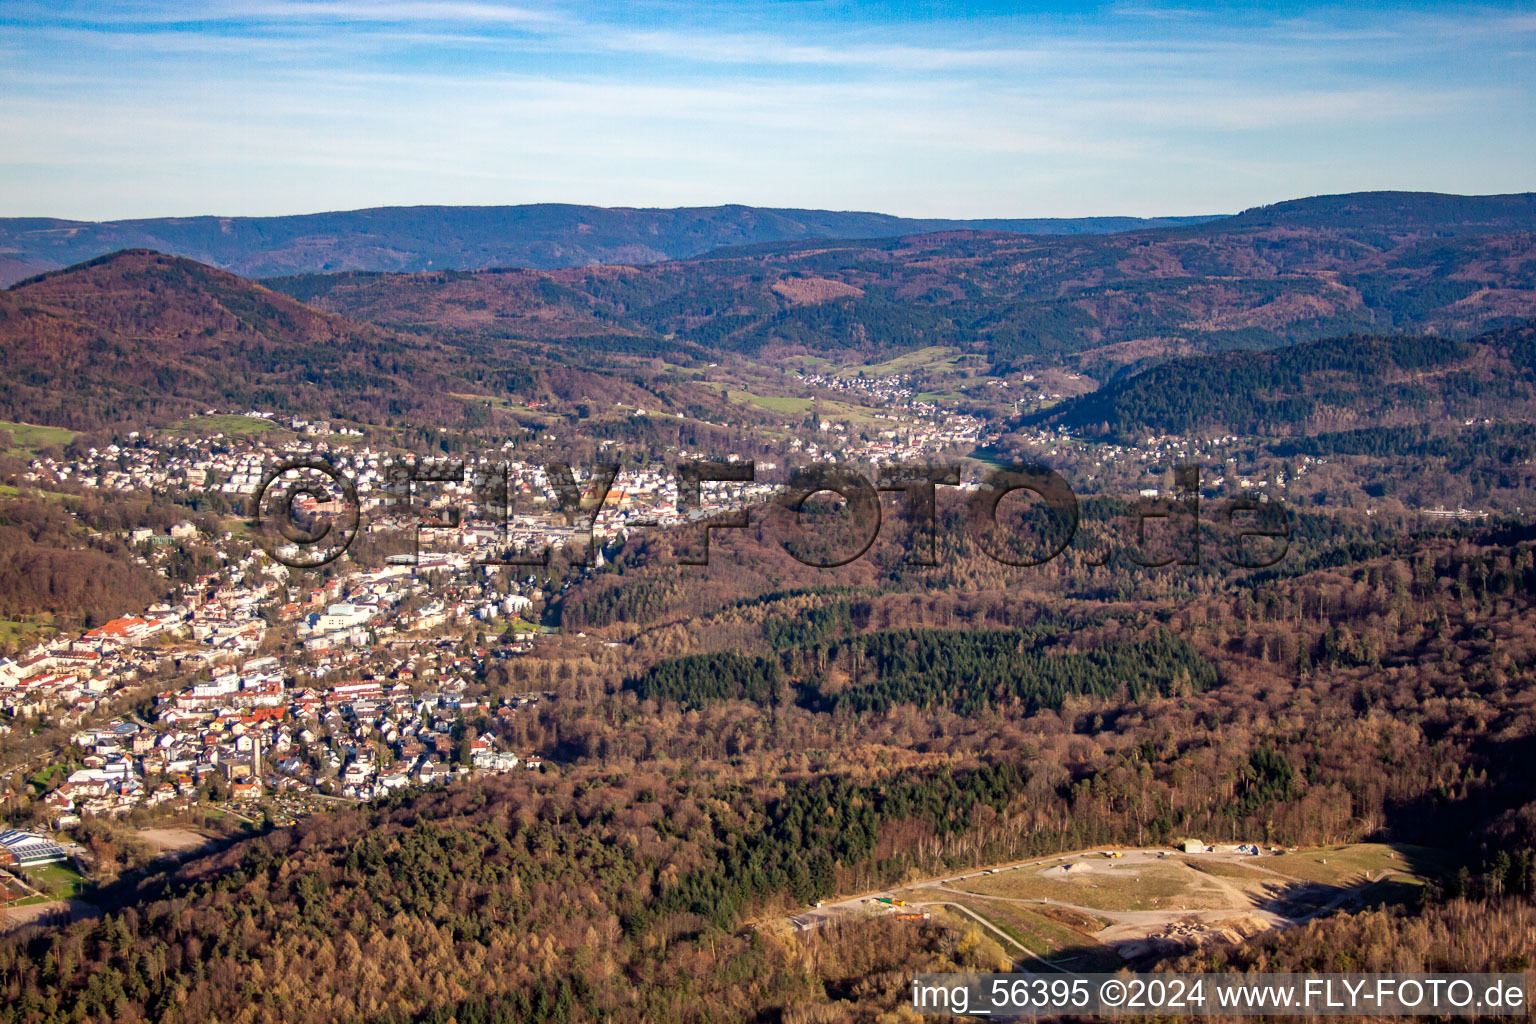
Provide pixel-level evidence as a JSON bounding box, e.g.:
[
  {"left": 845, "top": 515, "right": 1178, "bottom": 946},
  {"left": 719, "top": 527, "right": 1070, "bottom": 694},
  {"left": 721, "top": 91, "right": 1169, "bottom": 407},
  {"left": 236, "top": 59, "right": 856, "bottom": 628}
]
[{"left": 0, "top": 193, "right": 1533, "bottom": 1023}]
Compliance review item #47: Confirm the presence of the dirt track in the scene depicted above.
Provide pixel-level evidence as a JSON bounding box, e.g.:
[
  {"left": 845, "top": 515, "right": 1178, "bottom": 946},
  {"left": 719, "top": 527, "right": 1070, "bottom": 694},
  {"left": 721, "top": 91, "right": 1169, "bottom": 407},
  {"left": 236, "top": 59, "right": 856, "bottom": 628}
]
[
  {"left": 0, "top": 898, "right": 98, "bottom": 934},
  {"left": 788, "top": 845, "right": 1405, "bottom": 968},
  {"left": 136, "top": 827, "right": 218, "bottom": 856}
]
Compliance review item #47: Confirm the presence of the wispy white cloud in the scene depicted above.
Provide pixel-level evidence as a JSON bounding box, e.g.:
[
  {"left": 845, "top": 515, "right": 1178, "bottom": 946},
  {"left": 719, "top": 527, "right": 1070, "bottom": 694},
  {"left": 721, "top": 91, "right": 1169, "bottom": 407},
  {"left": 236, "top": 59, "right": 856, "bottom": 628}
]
[
  {"left": 0, "top": 0, "right": 1531, "bottom": 219},
  {"left": 256, "top": 0, "right": 555, "bottom": 21}
]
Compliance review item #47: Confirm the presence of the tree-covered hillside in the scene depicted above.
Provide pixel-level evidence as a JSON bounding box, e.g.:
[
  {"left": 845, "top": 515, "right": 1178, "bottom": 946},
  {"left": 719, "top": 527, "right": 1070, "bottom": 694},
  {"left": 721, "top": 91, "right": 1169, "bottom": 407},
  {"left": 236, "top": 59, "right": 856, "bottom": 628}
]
[{"left": 1029, "top": 322, "right": 1536, "bottom": 440}]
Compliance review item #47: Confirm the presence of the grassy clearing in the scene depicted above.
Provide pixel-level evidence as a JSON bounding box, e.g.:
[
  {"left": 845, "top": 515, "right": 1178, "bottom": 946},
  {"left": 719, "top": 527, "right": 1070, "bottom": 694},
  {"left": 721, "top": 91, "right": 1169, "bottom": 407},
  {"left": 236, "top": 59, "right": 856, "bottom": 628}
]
[
  {"left": 1264, "top": 843, "right": 1445, "bottom": 885},
  {"left": 699, "top": 378, "right": 893, "bottom": 427},
  {"left": 28, "top": 765, "right": 66, "bottom": 789},
  {"left": 7, "top": 894, "right": 52, "bottom": 908},
  {"left": 1182, "top": 858, "right": 1275, "bottom": 881},
  {"left": 699, "top": 382, "right": 814, "bottom": 415},
  {"left": 173, "top": 414, "right": 279, "bottom": 437},
  {"left": 955, "top": 860, "right": 1234, "bottom": 913},
  {"left": 24, "top": 862, "right": 83, "bottom": 900},
  {"left": 0, "top": 483, "right": 71, "bottom": 502},
  {"left": 729, "top": 391, "right": 814, "bottom": 414},
  {"left": 449, "top": 393, "right": 558, "bottom": 422},
  {"left": 0, "top": 419, "right": 76, "bottom": 456},
  {"left": 838, "top": 346, "right": 963, "bottom": 377},
  {"left": 942, "top": 898, "right": 1120, "bottom": 969},
  {"left": 964, "top": 446, "right": 1013, "bottom": 470},
  {"left": 815, "top": 399, "right": 896, "bottom": 427},
  {"left": 0, "top": 617, "right": 57, "bottom": 649}
]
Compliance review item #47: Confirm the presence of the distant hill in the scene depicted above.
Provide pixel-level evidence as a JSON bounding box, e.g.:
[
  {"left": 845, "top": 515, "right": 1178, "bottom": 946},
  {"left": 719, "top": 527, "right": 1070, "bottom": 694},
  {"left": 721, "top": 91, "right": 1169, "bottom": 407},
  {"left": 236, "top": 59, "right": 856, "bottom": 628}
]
[
  {"left": 264, "top": 192, "right": 1536, "bottom": 372},
  {"left": 0, "top": 204, "right": 1216, "bottom": 284},
  {"left": 1025, "top": 321, "right": 1536, "bottom": 441},
  {"left": 0, "top": 250, "right": 745, "bottom": 433},
  {"left": 9, "top": 186, "right": 1536, "bottom": 434},
  {"left": 0, "top": 250, "right": 480, "bottom": 429},
  {"left": 1217, "top": 191, "right": 1536, "bottom": 234},
  {"left": 4, "top": 192, "right": 1531, "bottom": 288}
]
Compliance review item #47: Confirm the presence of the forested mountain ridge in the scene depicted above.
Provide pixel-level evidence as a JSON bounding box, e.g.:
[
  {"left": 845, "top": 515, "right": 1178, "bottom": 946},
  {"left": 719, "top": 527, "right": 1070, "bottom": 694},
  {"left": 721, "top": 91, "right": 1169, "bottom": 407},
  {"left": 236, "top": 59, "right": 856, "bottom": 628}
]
[
  {"left": 0, "top": 761, "right": 1044, "bottom": 1023},
  {"left": 6, "top": 515, "right": 1536, "bottom": 1023},
  {"left": 6, "top": 190, "right": 1534, "bottom": 438},
  {"left": 0, "top": 204, "right": 1216, "bottom": 285},
  {"left": 0, "top": 250, "right": 565, "bottom": 430},
  {"left": 1027, "top": 320, "right": 1536, "bottom": 440},
  {"left": 274, "top": 193, "right": 1536, "bottom": 372},
  {"left": 4, "top": 192, "right": 1530, "bottom": 289},
  {"left": 1214, "top": 190, "right": 1536, "bottom": 234}
]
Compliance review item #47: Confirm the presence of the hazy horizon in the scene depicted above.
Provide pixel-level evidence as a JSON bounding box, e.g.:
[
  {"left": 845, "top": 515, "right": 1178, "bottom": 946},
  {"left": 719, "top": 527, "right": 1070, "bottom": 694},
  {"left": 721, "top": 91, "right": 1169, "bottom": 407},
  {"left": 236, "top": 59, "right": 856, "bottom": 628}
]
[{"left": 5, "top": 198, "right": 1237, "bottom": 224}]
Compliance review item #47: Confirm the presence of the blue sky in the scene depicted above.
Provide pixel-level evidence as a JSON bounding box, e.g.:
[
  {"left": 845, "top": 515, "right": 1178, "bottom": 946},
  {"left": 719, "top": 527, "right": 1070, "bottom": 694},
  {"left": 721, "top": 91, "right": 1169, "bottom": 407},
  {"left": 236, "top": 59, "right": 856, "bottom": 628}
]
[{"left": 1, "top": 1, "right": 1532, "bottom": 220}]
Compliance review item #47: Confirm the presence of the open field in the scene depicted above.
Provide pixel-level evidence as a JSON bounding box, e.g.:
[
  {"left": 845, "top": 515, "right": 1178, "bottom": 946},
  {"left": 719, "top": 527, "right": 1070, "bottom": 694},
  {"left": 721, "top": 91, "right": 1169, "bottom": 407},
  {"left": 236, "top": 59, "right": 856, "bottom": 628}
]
[
  {"left": 0, "top": 618, "right": 57, "bottom": 650},
  {"left": 135, "top": 827, "right": 219, "bottom": 858},
  {"left": 837, "top": 345, "right": 964, "bottom": 377},
  {"left": 695, "top": 379, "right": 896, "bottom": 425},
  {"left": 1181, "top": 857, "right": 1275, "bottom": 881},
  {"left": 963, "top": 445, "right": 1012, "bottom": 469},
  {"left": 23, "top": 863, "right": 84, "bottom": 901},
  {"left": 936, "top": 898, "right": 1123, "bottom": 970},
  {"left": 0, "top": 482, "right": 73, "bottom": 503},
  {"left": 0, "top": 419, "right": 76, "bottom": 455},
  {"left": 952, "top": 857, "right": 1236, "bottom": 913},
  {"left": 0, "top": 899, "right": 98, "bottom": 935},
  {"left": 693, "top": 379, "right": 796, "bottom": 412},
  {"left": 815, "top": 399, "right": 900, "bottom": 427},
  {"left": 1263, "top": 843, "right": 1448, "bottom": 885},
  {"left": 171, "top": 413, "right": 280, "bottom": 437},
  {"left": 915, "top": 390, "right": 967, "bottom": 404},
  {"left": 796, "top": 843, "right": 1441, "bottom": 971},
  {"left": 726, "top": 390, "right": 814, "bottom": 414},
  {"left": 446, "top": 392, "right": 558, "bottom": 422}
]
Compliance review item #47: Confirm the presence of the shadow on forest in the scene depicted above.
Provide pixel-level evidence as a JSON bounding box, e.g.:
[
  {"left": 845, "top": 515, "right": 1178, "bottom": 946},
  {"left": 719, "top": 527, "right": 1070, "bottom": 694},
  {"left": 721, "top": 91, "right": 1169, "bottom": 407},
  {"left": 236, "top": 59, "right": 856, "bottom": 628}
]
[{"left": 1380, "top": 730, "right": 1536, "bottom": 870}]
